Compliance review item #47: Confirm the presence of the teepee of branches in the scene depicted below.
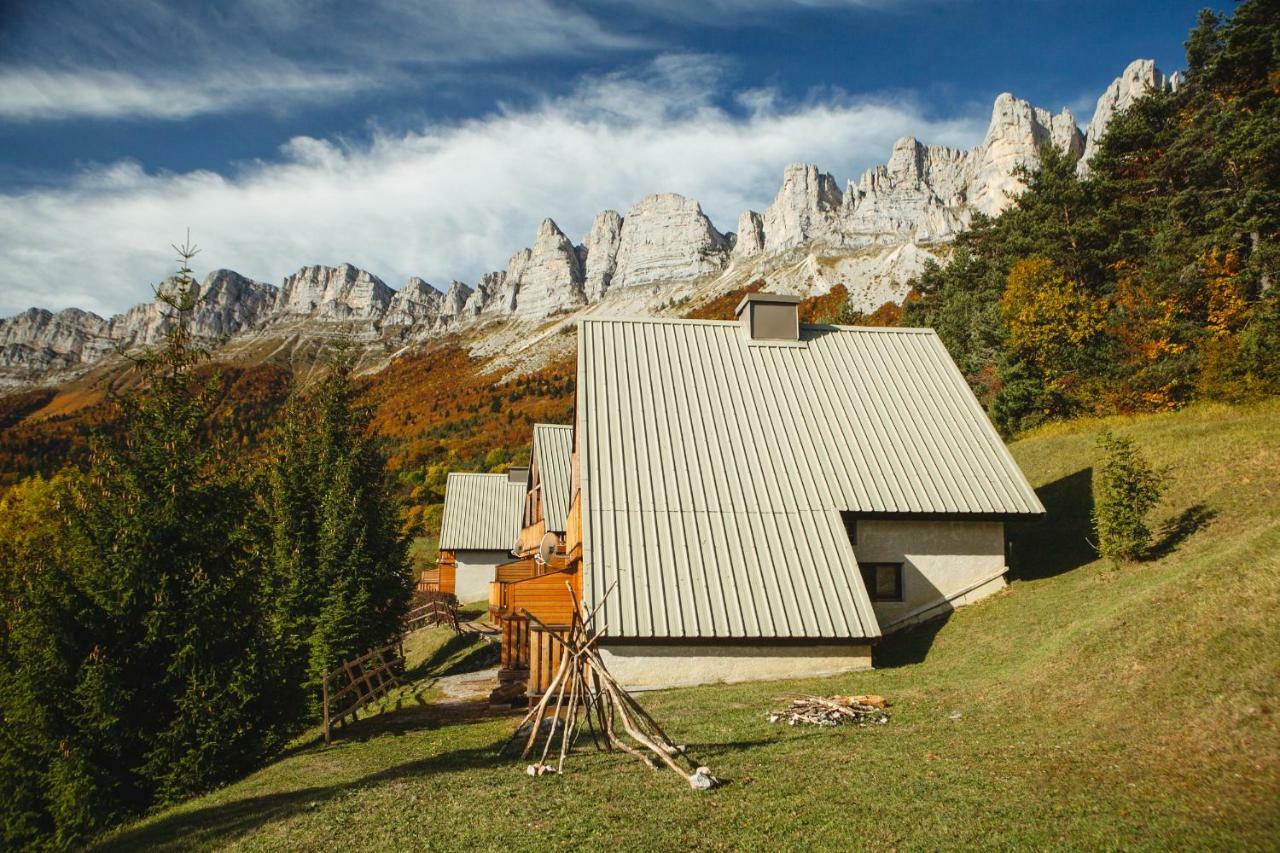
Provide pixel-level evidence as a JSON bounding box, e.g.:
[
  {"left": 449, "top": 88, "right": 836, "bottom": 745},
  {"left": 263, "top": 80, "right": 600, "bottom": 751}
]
[{"left": 503, "top": 583, "right": 717, "bottom": 790}]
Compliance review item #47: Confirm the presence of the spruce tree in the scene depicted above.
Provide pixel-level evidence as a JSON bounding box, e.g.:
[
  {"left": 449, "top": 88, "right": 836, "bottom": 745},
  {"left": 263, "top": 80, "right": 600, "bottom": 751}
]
[
  {"left": 268, "top": 345, "right": 412, "bottom": 715},
  {"left": 0, "top": 242, "right": 291, "bottom": 846}
]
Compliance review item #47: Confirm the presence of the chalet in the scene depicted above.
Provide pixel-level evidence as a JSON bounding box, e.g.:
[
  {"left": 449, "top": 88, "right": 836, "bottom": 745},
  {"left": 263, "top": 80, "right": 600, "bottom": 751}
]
[
  {"left": 433, "top": 471, "right": 525, "bottom": 602},
  {"left": 488, "top": 292, "right": 1045, "bottom": 696},
  {"left": 515, "top": 423, "right": 574, "bottom": 557}
]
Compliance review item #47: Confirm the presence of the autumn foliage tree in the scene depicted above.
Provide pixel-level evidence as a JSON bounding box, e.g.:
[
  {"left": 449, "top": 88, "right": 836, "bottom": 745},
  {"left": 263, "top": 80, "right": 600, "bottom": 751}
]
[{"left": 904, "top": 0, "right": 1280, "bottom": 434}]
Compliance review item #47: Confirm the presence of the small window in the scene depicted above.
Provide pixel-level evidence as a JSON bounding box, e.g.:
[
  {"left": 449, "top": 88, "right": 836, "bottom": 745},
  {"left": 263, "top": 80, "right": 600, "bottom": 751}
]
[{"left": 859, "top": 562, "right": 903, "bottom": 602}]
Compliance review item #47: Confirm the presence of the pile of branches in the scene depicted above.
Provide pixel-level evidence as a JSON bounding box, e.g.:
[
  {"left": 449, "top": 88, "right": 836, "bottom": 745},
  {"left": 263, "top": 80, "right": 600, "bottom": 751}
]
[
  {"left": 504, "top": 584, "right": 717, "bottom": 790},
  {"left": 769, "top": 695, "right": 890, "bottom": 728}
]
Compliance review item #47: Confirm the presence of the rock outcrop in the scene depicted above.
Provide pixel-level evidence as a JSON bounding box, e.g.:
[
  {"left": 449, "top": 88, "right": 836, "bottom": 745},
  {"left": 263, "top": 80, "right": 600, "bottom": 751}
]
[
  {"left": 582, "top": 210, "right": 623, "bottom": 301},
  {"left": 1079, "top": 59, "right": 1177, "bottom": 175},
  {"left": 732, "top": 210, "right": 766, "bottom": 260},
  {"left": 384, "top": 277, "right": 444, "bottom": 328},
  {"left": 967, "top": 94, "right": 1083, "bottom": 216},
  {"left": 843, "top": 137, "right": 971, "bottom": 242},
  {"left": 761, "top": 165, "right": 845, "bottom": 253},
  {"left": 275, "top": 264, "right": 394, "bottom": 321},
  {"left": 610, "top": 193, "right": 729, "bottom": 290},
  {"left": 504, "top": 219, "right": 586, "bottom": 318}
]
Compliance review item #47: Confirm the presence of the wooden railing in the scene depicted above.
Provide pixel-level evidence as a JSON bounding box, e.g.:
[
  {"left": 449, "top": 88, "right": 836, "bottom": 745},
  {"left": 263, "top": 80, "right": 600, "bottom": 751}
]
[
  {"left": 500, "top": 614, "right": 531, "bottom": 672},
  {"left": 495, "top": 558, "right": 537, "bottom": 584},
  {"left": 506, "top": 569, "right": 578, "bottom": 626},
  {"left": 518, "top": 518, "right": 547, "bottom": 555},
  {"left": 321, "top": 642, "right": 404, "bottom": 744},
  {"left": 416, "top": 559, "right": 455, "bottom": 596},
  {"left": 527, "top": 623, "right": 572, "bottom": 697}
]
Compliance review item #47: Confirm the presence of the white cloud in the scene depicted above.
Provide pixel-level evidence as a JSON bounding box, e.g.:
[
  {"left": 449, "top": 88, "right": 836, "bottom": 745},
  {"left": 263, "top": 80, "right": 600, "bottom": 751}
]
[
  {"left": 0, "top": 56, "right": 986, "bottom": 317},
  {"left": 0, "top": 66, "right": 380, "bottom": 122},
  {"left": 0, "top": 0, "right": 649, "bottom": 122}
]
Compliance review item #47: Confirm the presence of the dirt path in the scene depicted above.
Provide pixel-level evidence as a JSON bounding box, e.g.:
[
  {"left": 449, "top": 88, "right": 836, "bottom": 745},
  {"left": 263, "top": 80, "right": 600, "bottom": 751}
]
[{"left": 433, "top": 665, "right": 500, "bottom": 705}]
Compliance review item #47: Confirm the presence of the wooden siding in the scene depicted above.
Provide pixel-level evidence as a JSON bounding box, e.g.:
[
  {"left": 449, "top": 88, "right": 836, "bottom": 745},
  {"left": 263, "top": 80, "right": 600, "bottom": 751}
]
[
  {"left": 517, "top": 518, "right": 547, "bottom": 556},
  {"left": 565, "top": 487, "right": 582, "bottom": 556},
  {"left": 495, "top": 557, "right": 537, "bottom": 583},
  {"left": 507, "top": 569, "right": 577, "bottom": 626}
]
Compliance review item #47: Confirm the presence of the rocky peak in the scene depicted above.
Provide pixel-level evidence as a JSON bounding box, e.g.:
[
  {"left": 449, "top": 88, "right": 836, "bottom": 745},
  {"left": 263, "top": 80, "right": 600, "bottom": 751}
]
[
  {"left": 463, "top": 270, "right": 509, "bottom": 317},
  {"left": 967, "top": 93, "right": 1084, "bottom": 216},
  {"left": 276, "top": 263, "right": 394, "bottom": 320},
  {"left": 505, "top": 218, "right": 586, "bottom": 318},
  {"left": 1079, "top": 59, "right": 1169, "bottom": 175},
  {"left": 610, "top": 193, "right": 729, "bottom": 290},
  {"left": 762, "top": 164, "right": 844, "bottom": 253},
  {"left": 732, "top": 210, "right": 766, "bottom": 260},
  {"left": 440, "top": 280, "right": 473, "bottom": 317},
  {"left": 582, "top": 210, "right": 623, "bottom": 301},
  {"left": 384, "top": 277, "right": 445, "bottom": 327}
]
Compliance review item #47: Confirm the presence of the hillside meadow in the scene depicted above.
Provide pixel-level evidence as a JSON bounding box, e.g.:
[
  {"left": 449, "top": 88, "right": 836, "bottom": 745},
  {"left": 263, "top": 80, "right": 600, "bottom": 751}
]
[{"left": 93, "top": 400, "right": 1280, "bottom": 850}]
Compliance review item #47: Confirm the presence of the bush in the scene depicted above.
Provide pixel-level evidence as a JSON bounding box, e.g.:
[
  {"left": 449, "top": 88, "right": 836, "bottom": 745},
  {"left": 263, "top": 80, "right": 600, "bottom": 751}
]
[{"left": 1092, "top": 431, "right": 1167, "bottom": 564}]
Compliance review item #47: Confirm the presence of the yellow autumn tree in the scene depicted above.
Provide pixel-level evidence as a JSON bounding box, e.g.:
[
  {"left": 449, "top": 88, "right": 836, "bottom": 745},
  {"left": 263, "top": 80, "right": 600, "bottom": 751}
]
[{"left": 1000, "top": 257, "right": 1107, "bottom": 373}]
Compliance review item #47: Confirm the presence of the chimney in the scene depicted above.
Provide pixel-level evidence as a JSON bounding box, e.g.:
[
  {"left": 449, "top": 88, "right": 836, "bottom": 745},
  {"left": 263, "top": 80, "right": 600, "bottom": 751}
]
[
  {"left": 735, "top": 292, "right": 801, "bottom": 341},
  {"left": 507, "top": 466, "right": 529, "bottom": 485}
]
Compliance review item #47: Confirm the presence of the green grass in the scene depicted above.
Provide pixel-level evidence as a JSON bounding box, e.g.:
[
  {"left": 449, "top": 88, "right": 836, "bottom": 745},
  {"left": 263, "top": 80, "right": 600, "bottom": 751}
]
[{"left": 96, "top": 401, "right": 1280, "bottom": 850}]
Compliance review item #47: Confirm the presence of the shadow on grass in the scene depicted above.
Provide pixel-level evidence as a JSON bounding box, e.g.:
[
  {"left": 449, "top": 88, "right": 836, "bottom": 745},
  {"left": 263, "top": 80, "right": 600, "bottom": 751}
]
[
  {"left": 1008, "top": 467, "right": 1097, "bottom": 581},
  {"left": 95, "top": 732, "right": 512, "bottom": 852},
  {"left": 403, "top": 632, "right": 498, "bottom": 682},
  {"left": 1146, "top": 503, "right": 1216, "bottom": 561},
  {"left": 872, "top": 615, "right": 950, "bottom": 669}
]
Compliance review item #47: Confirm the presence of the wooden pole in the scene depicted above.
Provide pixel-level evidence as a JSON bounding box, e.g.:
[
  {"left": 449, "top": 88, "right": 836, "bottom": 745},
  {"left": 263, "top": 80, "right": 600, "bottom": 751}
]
[{"left": 322, "top": 674, "right": 331, "bottom": 745}]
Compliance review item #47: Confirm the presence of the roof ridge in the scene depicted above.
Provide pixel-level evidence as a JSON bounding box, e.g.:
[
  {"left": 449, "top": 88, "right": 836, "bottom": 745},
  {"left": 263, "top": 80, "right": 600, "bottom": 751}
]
[{"left": 578, "top": 315, "right": 935, "bottom": 334}]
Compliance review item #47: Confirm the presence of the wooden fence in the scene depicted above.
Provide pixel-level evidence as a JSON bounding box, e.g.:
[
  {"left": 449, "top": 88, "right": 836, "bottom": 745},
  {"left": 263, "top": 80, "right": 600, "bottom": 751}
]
[
  {"left": 321, "top": 642, "right": 404, "bottom": 744},
  {"left": 406, "top": 595, "right": 459, "bottom": 634}
]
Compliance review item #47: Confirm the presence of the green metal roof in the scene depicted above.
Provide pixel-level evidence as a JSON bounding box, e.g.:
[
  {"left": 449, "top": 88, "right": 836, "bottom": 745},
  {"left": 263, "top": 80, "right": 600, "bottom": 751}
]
[
  {"left": 576, "top": 316, "right": 1044, "bottom": 640},
  {"left": 531, "top": 423, "right": 573, "bottom": 533},
  {"left": 438, "top": 472, "right": 523, "bottom": 552}
]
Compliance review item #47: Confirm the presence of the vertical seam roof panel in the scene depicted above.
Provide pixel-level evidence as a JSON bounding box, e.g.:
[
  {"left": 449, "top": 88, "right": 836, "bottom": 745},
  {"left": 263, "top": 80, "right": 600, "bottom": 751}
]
[
  {"left": 577, "top": 318, "right": 1043, "bottom": 640},
  {"left": 531, "top": 424, "right": 574, "bottom": 533},
  {"left": 438, "top": 473, "right": 524, "bottom": 551}
]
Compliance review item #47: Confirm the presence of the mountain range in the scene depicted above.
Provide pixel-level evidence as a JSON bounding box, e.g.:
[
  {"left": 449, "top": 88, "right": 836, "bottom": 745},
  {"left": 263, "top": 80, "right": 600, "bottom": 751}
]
[{"left": 0, "top": 59, "right": 1179, "bottom": 390}]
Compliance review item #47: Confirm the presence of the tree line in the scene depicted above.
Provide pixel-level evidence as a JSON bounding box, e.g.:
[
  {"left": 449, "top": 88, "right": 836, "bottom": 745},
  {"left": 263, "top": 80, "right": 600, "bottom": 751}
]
[
  {"left": 0, "top": 245, "right": 412, "bottom": 848},
  {"left": 902, "top": 0, "right": 1278, "bottom": 435}
]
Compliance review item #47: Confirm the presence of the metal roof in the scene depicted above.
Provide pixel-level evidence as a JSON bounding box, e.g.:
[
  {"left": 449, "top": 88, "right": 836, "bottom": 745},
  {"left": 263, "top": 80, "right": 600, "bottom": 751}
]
[
  {"left": 576, "top": 316, "right": 1045, "bottom": 641},
  {"left": 532, "top": 423, "right": 573, "bottom": 533},
  {"left": 438, "top": 473, "right": 523, "bottom": 551}
]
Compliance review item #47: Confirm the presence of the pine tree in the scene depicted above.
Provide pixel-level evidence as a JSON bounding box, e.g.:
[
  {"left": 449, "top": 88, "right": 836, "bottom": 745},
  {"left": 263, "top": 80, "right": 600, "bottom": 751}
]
[{"left": 267, "top": 345, "right": 413, "bottom": 716}]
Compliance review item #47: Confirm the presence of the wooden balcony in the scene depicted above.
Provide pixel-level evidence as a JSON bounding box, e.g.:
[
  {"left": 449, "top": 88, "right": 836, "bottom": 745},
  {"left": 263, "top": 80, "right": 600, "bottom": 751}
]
[
  {"left": 416, "top": 558, "right": 455, "bottom": 596},
  {"left": 517, "top": 518, "right": 547, "bottom": 556},
  {"left": 488, "top": 567, "right": 580, "bottom": 703}
]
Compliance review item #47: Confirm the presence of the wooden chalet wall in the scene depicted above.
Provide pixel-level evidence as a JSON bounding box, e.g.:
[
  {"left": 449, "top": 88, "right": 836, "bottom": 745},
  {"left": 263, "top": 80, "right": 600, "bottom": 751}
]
[{"left": 507, "top": 570, "right": 577, "bottom": 626}]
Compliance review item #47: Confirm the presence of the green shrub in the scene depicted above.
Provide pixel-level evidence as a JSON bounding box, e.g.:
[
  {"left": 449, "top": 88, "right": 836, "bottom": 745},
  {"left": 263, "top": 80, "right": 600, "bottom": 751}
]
[{"left": 1092, "top": 431, "right": 1167, "bottom": 564}]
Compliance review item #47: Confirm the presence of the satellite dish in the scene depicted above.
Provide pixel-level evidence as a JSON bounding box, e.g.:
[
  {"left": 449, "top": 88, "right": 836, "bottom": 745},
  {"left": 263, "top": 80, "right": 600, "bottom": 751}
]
[{"left": 537, "top": 532, "right": 559, "bottom": 565}]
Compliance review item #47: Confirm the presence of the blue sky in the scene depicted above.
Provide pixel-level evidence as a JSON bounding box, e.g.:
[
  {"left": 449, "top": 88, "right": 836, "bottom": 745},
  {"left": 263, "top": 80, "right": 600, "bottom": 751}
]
[{"left": 0, "top": 0, "right": 1212, "bottom": 316}]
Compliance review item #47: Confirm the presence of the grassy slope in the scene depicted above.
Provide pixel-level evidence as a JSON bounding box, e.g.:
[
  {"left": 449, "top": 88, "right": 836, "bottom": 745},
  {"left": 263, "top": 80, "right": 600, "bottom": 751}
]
[{"left": 97, "top": 401, "right": 1280, "bottom": 850}]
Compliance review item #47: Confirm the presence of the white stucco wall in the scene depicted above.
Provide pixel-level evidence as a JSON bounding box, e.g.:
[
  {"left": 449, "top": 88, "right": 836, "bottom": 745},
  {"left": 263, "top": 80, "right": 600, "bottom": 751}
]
[
  {"left": 598, "top": 642, "right": 872, "bottom": 691},
  {"left": 453, "top": 550, "right": 511, "bottom": 603},
  {"left": 854, "top": 519, "right": 1007, "bottom": 631}
]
